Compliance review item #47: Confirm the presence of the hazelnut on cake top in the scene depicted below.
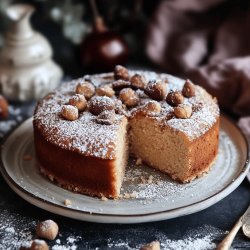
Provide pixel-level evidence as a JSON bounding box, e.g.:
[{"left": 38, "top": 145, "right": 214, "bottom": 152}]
[{"left": 33, "top": 65, "right": 219, "bottom": 198}]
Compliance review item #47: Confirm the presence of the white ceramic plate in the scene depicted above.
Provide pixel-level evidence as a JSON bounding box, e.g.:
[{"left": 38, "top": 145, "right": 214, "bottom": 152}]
[{"left": 0, "top": 116, "right": 249, "bottom": 224}]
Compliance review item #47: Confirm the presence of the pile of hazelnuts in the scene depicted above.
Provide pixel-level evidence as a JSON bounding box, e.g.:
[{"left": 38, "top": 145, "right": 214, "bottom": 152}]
[{"left": 61, "top": 65, "right": 196, "bottom": 124}]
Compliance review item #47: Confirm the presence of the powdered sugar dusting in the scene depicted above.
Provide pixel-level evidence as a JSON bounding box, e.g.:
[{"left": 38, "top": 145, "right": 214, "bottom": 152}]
[
  {"left": 52, "top": 236, "right": 82, "bottom": 250},
  {"left": 166, "top": 86, "right": 219, "bottom": 139},
  {"left": 0, "top": 209, "right": 35, "bottom": 249},
  {"left": 105, "top": 225, "right": 224, "bottom": 249},
  {"left": 34, "top": 71, "right": 219, "bottom": 160},
  {"left": 34, "top": 94, "right": 125, "bottom": 159},
  {"left": 0, "top": 207, "right": 229, "bottom": 250},
  {"left": 122, "top": 159, "right": 188, "bottom": 202}
]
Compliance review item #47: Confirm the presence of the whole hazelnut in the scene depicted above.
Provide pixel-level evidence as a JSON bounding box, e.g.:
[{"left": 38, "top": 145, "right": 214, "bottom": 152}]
[
  {"left": 144, "top": 80, "right": 167, "bottom": 101},
  {"left": 112, "top": 80, "right": 131, "bottom": 91},
  {"left": 36, "top": 219, "right": 59, "bottom": 240},
  {"left": 140, "top": 241, "right": 160, "bottom": 250},
  {"left": 61, "top": 105, "right": 78, "bottom": 121},
  {"left": 131, "top": 74, "right": 147, "bottom": 90},
  {"left": 88, "top": 96, "right": 114, "bottom": 115},
  {"left": 0, "top": 95, "right": 8, "bottom": 119},
  {"left": 114, "top": 65, "right": 129, "bottom": 80},
  {"left": 119, "top": 88, "right": 139, "bottom": 107},
  {"left": 182, "top": 79, "right": 196, "bottom": 97},
  {"left": 174, "top": 104, "right": 192, "bottom": 119},
  {"left": 31, "top": 240, "right": 49, "bottom": 250},
  {"left": 96, "top": 110, "right": 115, "bottom": 125},
  {"left": 68, "top": 94, "right": 87, "bottom": 111},
  {"left": 96, "top": 85, "right": 115, "bottom": 97},
  {"left": 143, "top": 101, "right": 161, "bottom": 113},
  {"left": 76, "top": 81, "right": 95, "bottom": 99},
  {"left": 166, "top": 91, "right": 184, "bottom": 106}
]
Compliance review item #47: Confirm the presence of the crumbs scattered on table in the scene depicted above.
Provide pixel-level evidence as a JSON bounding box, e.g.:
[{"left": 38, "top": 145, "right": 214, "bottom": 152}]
[{"left": 64, "top": 199, "right": 72, "bottom": 206}]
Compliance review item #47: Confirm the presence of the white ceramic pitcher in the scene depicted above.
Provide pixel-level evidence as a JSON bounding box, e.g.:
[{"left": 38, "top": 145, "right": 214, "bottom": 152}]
[{"left": 0, "top": 4, "right": 63, "bottom": 101}]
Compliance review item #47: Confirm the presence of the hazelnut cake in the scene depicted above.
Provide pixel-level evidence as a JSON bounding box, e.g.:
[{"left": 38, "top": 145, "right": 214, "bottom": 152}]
[{"left": 33, "top": 66, "right": 220, "bottom": 198}]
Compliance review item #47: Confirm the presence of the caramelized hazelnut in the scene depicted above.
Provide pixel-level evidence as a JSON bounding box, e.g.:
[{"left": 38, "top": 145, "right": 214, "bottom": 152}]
[
  {"left": 112, "top": 80, "right": 131, "bottom": 91},
  {"left": 68, "top": 94, "right": 87, "bottom": 111},
  {"left": 114, "top": 65, "right": 130, "bottom": 80},
  {"left": 96, "top": 85, "right": 115, "bottom": 97},
  {"left": 144, "top": 80, "right": 167, "bottom": 101},
  {"left": 36, "top": 219, "right": 59, "bottom": 240},
  {"left": 174, "top": 104, "right": 192, "bottom": 119},
  {"left": 143, "top": 101, "right": 161, "bottom": 113},
  {"left": 182, "top": 79, "right": 196, "bottom": 97},
  {"left": 96, "top": 110, "right": 115, "bottom": 125},
  {"left": 88, "top": 96, "right": 114, "bottom": 115},
  {"left": 130, "top": 74, "right": 147, "bottom": 90},
  {"left": 61, "top": 105, "right": 78, "bottom": 121},
  {"left": 76, "top": 81, "right": 95, "bottom": 99},
  {"left": 166, "top": 91, "right": 184, "bottom": 106},
  {"left": 119, "top": 88, "right": 139, "bottom": 107}
]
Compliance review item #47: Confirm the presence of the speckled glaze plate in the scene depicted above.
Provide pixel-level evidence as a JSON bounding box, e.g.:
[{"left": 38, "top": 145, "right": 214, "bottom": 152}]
[{"left": 1, "top": 116, "right": 249, "bottom": 224}]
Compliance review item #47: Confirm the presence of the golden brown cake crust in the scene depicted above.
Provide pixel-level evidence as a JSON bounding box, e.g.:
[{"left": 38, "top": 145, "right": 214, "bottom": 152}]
[
  {"left": 34, "top": 130, "right": 121, "bottom": 198},
  {"left": 33, "top": 70, "right": 220, "bottom": 197}
]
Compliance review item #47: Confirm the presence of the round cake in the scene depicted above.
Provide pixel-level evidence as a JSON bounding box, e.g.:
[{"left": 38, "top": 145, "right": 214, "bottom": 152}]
[{"left": 33, "top": 66, "right": 220, "bottom": 198}]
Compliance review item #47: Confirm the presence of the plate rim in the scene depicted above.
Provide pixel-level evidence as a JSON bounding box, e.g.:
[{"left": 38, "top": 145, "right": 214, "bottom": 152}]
[{"left": 0, "top": 115, "right": 249, "bottom": 224}]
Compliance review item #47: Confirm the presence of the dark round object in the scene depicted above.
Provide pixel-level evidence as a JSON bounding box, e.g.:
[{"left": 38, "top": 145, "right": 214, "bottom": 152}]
[{"left": 81, "top": 31, "right": 129, "bottom": 73}]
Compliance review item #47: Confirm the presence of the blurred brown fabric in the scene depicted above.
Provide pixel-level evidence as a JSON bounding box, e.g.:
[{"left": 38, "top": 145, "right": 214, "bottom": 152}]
[{"left": 146, "top": 0, "right": 250, "bottom": 138}]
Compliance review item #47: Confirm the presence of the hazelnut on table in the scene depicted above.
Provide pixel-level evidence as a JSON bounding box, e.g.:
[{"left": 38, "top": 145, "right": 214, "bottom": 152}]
[
  {"left": 31, "top": 239, "right": 49, "bottom": 250},
  {"left": 140, "top": 241, "right": 161, "bottom": 250},
  {"left": 36, "top": 219, "right": 59, "bottom": 240}
]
